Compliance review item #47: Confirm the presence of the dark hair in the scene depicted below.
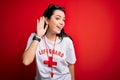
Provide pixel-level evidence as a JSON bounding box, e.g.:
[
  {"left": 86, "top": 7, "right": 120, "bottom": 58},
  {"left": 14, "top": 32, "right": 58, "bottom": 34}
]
[{"left": 43, "top": 4, "right": 72, "bottom": 40}]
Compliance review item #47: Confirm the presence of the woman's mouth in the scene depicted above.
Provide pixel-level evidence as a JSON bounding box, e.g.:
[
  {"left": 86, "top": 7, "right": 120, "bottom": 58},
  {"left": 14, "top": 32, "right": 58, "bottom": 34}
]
[{"left": 57, "top": 26, "right": 62, "bottom": 30}]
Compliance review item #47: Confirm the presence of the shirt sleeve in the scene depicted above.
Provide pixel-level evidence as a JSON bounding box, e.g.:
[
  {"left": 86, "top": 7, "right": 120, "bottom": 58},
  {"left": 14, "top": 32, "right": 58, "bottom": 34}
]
[
  {"left": 65, "top": 38, "right": 76, "bottom": 64},
  {"left": 25, "top": 33, "right": 35, "bottom": 50}
]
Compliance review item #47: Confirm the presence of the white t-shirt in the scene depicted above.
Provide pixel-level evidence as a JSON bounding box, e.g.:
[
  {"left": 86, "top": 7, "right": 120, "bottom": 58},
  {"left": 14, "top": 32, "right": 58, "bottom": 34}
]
[{"left": 25, "top": 33, "right": 76, "bottom": 80}]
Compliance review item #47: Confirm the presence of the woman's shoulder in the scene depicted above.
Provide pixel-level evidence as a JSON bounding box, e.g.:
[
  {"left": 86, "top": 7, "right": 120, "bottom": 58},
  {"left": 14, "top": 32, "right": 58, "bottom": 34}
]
[{"left": 63, "top": 37, "right": 73, "bottom": 43}]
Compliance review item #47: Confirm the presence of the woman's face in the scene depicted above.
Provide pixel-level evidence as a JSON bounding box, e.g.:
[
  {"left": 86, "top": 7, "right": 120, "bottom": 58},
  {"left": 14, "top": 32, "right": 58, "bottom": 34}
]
[{"left": 47, "top": 10, "right": 65, "bottom": 34}]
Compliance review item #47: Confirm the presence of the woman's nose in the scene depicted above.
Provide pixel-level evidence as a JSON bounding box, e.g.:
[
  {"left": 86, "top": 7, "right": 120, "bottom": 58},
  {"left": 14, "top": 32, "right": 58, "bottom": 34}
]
[{"left": 59, "top": 20, "right": 64, "bottom": 26}]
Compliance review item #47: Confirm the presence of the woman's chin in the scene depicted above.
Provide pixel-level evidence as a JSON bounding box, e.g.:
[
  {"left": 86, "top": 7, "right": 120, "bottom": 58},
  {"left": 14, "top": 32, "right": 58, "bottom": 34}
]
[{"left": 56, "top": 31, "right": 61, "bottom": 34}]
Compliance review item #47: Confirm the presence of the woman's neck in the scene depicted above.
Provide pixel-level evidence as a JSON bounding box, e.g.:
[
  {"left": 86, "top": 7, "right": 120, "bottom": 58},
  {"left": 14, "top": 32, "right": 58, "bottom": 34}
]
[{"left": 45, "top": 32, "right": 57, "bottom": 41}]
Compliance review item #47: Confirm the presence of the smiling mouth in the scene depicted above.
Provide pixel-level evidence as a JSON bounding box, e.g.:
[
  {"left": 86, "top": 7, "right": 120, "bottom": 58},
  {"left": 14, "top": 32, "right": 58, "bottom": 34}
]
[{"left": 57, "top": 26, "right": 62, "bottom": 30}]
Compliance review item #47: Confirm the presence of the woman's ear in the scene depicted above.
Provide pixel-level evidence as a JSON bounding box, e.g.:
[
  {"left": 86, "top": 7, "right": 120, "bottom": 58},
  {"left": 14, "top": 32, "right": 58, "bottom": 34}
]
[{"left": 44, "top": 17, "right": 49, "bottom": 25}]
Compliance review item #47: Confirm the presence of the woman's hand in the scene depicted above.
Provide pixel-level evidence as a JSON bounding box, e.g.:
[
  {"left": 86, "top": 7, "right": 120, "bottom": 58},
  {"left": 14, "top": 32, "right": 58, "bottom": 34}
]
[{"left": 36, "top": 16, "right": 48, "bottom": 37}]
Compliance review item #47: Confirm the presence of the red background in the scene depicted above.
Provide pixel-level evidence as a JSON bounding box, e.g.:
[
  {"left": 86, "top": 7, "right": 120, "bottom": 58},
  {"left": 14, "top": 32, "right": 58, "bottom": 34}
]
[{"left": 0, "top": 0, "right": 120, "bottom": 80}]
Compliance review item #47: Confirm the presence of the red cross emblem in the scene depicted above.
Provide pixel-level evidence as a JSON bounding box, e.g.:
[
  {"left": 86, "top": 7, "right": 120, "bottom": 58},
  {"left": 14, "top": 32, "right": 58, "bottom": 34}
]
[{"left": 44, "top": 57, "right": 57, "bottom": 67}]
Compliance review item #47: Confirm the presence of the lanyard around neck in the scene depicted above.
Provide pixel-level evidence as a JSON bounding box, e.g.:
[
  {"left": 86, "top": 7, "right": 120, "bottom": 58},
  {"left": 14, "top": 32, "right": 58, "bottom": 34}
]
[
  {"left": 43, "top": 36, "right": 57, "bottom": 78},
  {"left": 44, "top": 36, "right": 57, "bottom": 56}
]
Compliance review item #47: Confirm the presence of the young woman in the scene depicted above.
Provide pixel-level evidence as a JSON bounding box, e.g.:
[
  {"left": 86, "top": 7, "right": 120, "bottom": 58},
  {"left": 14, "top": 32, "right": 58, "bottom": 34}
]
[{"left": 22, "top": 4, "right": 76, "bottom": 80}]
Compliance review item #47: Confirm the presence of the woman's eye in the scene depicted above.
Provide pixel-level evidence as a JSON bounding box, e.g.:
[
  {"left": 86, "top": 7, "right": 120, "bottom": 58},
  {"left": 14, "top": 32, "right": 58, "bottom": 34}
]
[
  {"left": 56, "top": 17, "right": 65, "bottom": 22},
  {"left": 56, "top": 18, "right": 60, "bottom": 20}
]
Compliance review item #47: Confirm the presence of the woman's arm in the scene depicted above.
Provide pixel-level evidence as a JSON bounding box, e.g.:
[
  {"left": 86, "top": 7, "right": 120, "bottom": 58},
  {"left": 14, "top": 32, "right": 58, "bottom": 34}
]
[
  {"left": 69, "top": 64, "right": 75, "bottom": 80},
  {"left": 22, "top": 17, "right": 48, "bottom": 66},
  {"left": 22, "top": 40, "right": 39, "bottom": 66}
]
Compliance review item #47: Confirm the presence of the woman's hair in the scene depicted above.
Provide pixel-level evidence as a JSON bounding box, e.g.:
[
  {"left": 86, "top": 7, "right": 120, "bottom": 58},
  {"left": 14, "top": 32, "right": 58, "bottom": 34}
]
[{"left": 43, "top": 4, "right": 72, "bottom": 40}]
